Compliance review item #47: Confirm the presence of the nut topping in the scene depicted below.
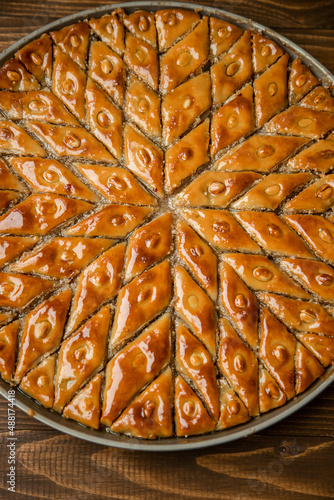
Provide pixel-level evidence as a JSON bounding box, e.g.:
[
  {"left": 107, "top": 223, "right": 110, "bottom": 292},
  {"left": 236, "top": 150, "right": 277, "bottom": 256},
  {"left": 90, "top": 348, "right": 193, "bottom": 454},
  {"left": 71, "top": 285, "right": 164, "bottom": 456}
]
[
  {"left": 183, "top": 400, "right": 197, "bottom": 417},
  {"left": 227, "top": 400, "right": 240, "bottom": 415},
  {"left": 176, "top": 51, "right": 192, "bottom": 67},
  {"left": 316, "top": 273, "right": 333, "bottom": 286},
  {"left": 234, "top": 354, "right": 246, "bottom": 373},
  {"left": 268, "top": 82, "right": 278, "bottom": 96},
  {"left": 300, "top": 308, "right": 317, "bottom": 324},
  {"left": 101, "top": 58, "right": 113, "bottom": 74},
  {"left": 139, "top": 16, "right": 149, "bottom": 32},
  {"left": 64, "top": 131, "right": 81, "bottom": 149},
  {"left": 70, "top": 35, "right": 81, "bottom": 47},
  {"left": 34, "top": 320, "right": 52, "bottom": 339},
  {"left": 265, "top": 382, "right": 280, "bottom": 399},
  {"left": 272, "top": 345, "right": 287, "bottom": 362},
  {"left": 31, "top": 52, "right": 42, "bottom": 65},
  {"left": 253, "top": 267, "right": 273, "bottom": 281},
  {"left": 208, "top": 181, "right": 225, "bottom": 195},
  {"left": 319, "top": 228, "right": 333, "bottom": 243},
  {"left": 235, "top": 294, "right": 247, "bottom": 309},
  {"left": 188, "top": 295, "right": 199, "bottom": 309},
  {"left": 316, "top": 184, "right": 333, "bottom": 200}
]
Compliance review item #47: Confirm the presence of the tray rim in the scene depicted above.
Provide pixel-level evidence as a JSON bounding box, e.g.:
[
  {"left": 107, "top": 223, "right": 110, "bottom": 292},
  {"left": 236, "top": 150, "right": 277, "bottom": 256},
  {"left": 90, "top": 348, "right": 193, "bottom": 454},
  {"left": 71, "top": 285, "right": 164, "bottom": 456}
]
[{"left": 0, "top": 0, "right": 334, "bottom": 452}]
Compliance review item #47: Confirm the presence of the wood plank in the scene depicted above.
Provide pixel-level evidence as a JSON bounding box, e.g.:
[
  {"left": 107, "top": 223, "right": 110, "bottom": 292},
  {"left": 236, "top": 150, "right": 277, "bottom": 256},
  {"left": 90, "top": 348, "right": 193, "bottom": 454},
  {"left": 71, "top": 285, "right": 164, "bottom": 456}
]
[
  {"left": 0, "top": 429, "right": 333, "bottom": 499},
  {"left": 0, "top": 0, "right": 333, "bottom": 29}
]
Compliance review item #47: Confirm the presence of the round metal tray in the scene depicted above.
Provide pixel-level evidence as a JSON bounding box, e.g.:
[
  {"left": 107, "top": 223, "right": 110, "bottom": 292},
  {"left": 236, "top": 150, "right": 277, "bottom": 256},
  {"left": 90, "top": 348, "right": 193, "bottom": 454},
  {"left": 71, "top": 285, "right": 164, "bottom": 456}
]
[{"left": 0, "top": 1, "right": 334, "bottom": 452}]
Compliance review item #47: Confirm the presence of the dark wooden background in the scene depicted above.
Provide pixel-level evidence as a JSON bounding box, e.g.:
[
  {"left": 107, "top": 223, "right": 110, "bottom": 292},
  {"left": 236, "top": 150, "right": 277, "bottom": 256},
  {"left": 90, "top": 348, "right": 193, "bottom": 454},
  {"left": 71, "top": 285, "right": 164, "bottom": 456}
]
[{"left": 0, "top": 1, "right": 334, "bottom": 498}]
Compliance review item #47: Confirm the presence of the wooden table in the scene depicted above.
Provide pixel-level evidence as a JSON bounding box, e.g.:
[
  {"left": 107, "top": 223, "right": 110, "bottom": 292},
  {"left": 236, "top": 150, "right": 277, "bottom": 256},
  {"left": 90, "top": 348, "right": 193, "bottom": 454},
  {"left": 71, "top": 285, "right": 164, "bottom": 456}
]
[{"left": 0, "top": 1, "right": 334, "bottom": 498}]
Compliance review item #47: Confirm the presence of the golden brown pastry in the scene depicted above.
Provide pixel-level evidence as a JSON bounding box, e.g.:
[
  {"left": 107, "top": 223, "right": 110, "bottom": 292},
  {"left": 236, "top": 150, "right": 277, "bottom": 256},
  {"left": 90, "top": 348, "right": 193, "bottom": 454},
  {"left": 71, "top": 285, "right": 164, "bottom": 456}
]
[
  {"left": 180, "top": 208, "right": 261, "bottom": 253},
  {"left": 0, "top": 194, "right": 92, "bottom": 235},
  {"left": 0, "top": 236, "right": 38, "bottom": 267},
  {"left": 53, "top": 305, "right": 111, "bottom": 412},
  {"left": 0, "top": 190, "right": 22, "bottom": 210},
  {"left": 0, "top": 58, "right": 40, "bottom": 91},
  {"left": 217, "top": 378, "right": 249, "bottom": 430},
  {"left": 101, "top": 314, "right": 171, "bottom": 426},
  {"left": 111, "top": 368, "right": 173, "bottom": 438},
  {"left": 111, "top": 260, "right": 171, "bottom": 348},
  {"left": 174, "top": 265, "right": 216, "bottom": 357},
  {"left": 89, "top": 40, "right": 125, "bottom": 106},
  {"left": 124, "top": 123, "right": 163, "bottom": 196},
  {"left": 75, "top": 163, "right": 157, "bottom": 205},
  {"left": 162, "top": 73, "right": 211, "bottom": 145},
  {"left": 0, "top": 272, "right": 53, "bottom": 309},
  {"left": 63, "top": 374, "right": 102, "bottom": 429},
  {"left": 259, "top": 307, "right": 296, "bottom": 399},
  {"left": 160, "top": 18, "right": 209, "bottom": 94},
  {"left": 51, "top": 22, "right": 90, "bottom": 69},
  {"left": 124, "top": 34, "right": 158, "bottom": 91},
  {"left": 234, "top": 211, "right": 313, "bottom": 258},
  {"left": 210, "top": 17, "right": 243, "bottom": 57},
  {"left": 15, "top": 34, "right": 52, "bottom": 85},
  {"left": 174, "top": 171, "right": 261, "bottom": 208},
  {"left": 222, "top": 253, "right": 310, "bottom": 299},
  {"left": 218, "top": 318, "right": 259, "bottom": 416},
  {"left": 215, "top": 135, "right": 307, "bottom": 172},
  {"left": 156, "top": 9, "right": 200, "bottom": 52},
  {"left": 252, "top": 33, "right": 284, "bottom": 73},
  {"left": 284, "top": 214, "right": 334, "bottom": 263},
  {"left": 0, "top": 120, "right": 46, "bottom": 156},
  {"left": 125, "top": 213, "right": 173, "bottom": 281},
  {"left": 125, "top": 76, "right": 161, "bottom": 139},
  {"left": 174, "top": 375, "right": 215, "bottom": 436},
  {"left": 66, "top": 205, "right": 152, "bottom": 238},
  {"left": 0, "top": 320, "right": 20, "bottom": 382},
  {"left": 14, "top": 290, "right": 72, "bottom": 382},
  {"left": 265, "top": 105, "right": 334, "bottom": 139},
  {"left": 259, "top": 366, "right": 286, "bottom": 413},
  {"left": 165, "top": 120, "right": 209, "bottom": 192},
  {"left": 285, "top": 138, "right": 334, "bottom": 173},
  {"left": 300, "top": 86, "right": 334, "bottom": 113},
  {"left": 295, "top": 343, "right": 324, "bottom": 395},
  {"left": 280, "top": 258, "right": 334, "bottom": 302},
  {"left": 66, "top": 243, "right": 125, "bottom": 335},
  {"left": 10, "top": 237, "right": 113, "bottom": 279},
  {"left": 259, "top": 293, "right": 334, "bottom": 336},
  {"left": 232, "top": 172, "right": 313, "bottom": 210},
  {"left": 211, "top": 84, "right": 254, "bottom": 156},
  {"left": 86, "top": 78, "right": 122, "bottom": 160},
  {"left": 0, "top": 90, "right": 79, "bottom": 125},
  {"left": 19, "top": 355, "right": 56, "bottom": 408},
  {"left": 211, "top": 31, "right": 252, "bottom": 105},
  {"left": 0, "top": 158, "right": 27, "bottom": 192},
  {"left": 284, "top": 175, "right": 334, "bottom": 213},
  {"left": 52, "top": 46, "right": 86, "bottom": 123},
  {"left": 176, "top": 219, "right": 218, "bottom": 301},
  {"left": 9, "top": 157, "right": 98, "bottom": 201},
  {"left": 176, "top": 322, "right": 219, "bottom": 420},
  {"left": 123, "top": 10, "right": 157, "bottom": 48},
  {"left": 289, "top": 59, "right": 319, "bottom": 104},
  {"left": 220, "top": 262, "right": 259, "bottom": 350},
  {"left": 296, "top": 333, "right": 334, "bottom": 367},
  {"left": 254, "top": 53, "right": 288, "bottom": 127},
  {"left": 28, "top": 122, "right": 115, "bottom": 163},
  {"left": 89, "top": 14, "right": 125, "bottom": 55}
]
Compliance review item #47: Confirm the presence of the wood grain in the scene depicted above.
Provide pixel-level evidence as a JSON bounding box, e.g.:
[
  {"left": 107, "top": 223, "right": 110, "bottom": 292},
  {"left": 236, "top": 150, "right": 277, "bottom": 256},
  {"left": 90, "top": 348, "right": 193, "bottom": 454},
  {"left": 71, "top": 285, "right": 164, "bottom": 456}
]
[{"left": 0, "top": 1, "right": 333, "bottom": 498}]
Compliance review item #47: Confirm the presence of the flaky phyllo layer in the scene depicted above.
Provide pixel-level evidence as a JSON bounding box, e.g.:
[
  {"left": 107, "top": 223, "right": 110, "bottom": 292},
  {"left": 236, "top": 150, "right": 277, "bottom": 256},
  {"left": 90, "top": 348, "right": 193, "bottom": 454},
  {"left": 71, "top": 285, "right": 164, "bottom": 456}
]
[{"left": 0, "top": 8, "right": 334, "bottom": 438}]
